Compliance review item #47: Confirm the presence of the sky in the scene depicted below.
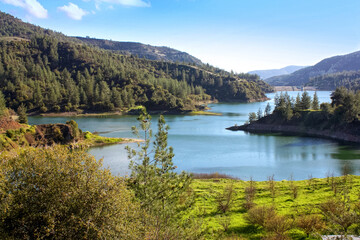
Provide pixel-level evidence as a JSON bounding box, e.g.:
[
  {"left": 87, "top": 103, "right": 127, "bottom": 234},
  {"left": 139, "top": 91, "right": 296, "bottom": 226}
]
[{"left": 1, "top": 0, "right": 360, "bottom": 73}]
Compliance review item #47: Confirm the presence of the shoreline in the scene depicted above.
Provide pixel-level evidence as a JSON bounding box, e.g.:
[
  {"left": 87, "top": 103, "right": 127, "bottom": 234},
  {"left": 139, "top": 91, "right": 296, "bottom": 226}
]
[
  {"left": 37, "top": 110, "right": 222, "bottom": 117},
  {"left": 227, "top": 123, "right": 360, "bottom": 143},
  {"left": 28, "top": 99, "right": 274, "bottom": 118},
  {"left": 74, "top": 137, "right": 142, "bottom": 149}
]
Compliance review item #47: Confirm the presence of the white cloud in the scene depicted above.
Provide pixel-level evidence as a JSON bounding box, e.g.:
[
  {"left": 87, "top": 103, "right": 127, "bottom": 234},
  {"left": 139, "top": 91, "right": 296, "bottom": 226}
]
[
  {"left": 95, "top": 0, "right": 150, "bottom": 8},
  {"left": 1, "top": 0, "right": 48, "bottom": 18},
  {"left": 58, "top": 2, "right": 88, "bottom": 20}
]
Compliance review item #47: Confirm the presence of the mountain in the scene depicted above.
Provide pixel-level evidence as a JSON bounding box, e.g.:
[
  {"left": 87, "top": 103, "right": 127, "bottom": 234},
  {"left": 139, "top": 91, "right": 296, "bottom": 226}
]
[
  {"left": 0, "top": 11, "right": 270, "bottom": 114},
  {"left": 266, "top": 51, "right": 360, "bottom": 86},
  {"left": 248, "top": 65, "right": 306, "bottom": 80},
  {"left": 76, "top": 37, "right": 203, "bottom": 65}
]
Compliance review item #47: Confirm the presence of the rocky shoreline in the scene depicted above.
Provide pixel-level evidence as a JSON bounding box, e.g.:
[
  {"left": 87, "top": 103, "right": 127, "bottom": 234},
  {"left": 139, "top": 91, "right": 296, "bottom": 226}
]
[{"left": 227, "top": 123, "right": 360, "bottom": 143}]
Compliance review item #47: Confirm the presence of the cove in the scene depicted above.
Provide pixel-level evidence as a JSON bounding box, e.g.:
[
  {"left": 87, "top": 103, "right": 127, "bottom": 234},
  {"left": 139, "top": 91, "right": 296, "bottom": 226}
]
[{"left": 28, "top": 91, "right": 360, "bottom": 181}]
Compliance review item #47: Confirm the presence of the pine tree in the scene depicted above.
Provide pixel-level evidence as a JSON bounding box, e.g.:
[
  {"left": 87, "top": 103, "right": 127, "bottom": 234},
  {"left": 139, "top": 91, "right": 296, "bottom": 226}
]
[
  {"left": 294, "top": 93, "right": 301, "bottom": 111},
  {"left": 265, "top": 102, "right": 272, "bottom": 116},
  {"left": 126, "top": 109, "right": 192, "bottom": 238},
  {"left": 0, "top": 91, "right": 6, "bottom": 116},
  {"left": 249, "top": 112, "right": 257, "bottom": 123},
  {"left": 17, "top": 103, "right": 28, "bottom": 124},
  {"left": 257, "top": 108, "right": 263, "bottom": 120},
  {"left": 312, "top": 92, "right": 320, "bottom": 110},
  {"left": 300, "top": 91, "right": 311, "bottom": 110}
]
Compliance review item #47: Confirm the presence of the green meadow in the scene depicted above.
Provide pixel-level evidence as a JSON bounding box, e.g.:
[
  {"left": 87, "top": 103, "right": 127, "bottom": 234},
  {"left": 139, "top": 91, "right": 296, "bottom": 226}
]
[{"left": 188, "top": 175, "right": 360, "bottom": 239}]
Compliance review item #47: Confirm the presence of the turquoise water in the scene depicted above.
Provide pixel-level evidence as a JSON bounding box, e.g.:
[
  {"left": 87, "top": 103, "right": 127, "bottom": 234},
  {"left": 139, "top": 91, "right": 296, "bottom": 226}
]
[{"left": 28, "top": 91, "right": 360, "bottom": 181}]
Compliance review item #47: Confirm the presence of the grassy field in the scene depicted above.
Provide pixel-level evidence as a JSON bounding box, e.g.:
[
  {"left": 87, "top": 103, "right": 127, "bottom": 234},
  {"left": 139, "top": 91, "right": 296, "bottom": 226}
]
[{"left": 188, "top": 175, "right": 360, "bottom": 239}]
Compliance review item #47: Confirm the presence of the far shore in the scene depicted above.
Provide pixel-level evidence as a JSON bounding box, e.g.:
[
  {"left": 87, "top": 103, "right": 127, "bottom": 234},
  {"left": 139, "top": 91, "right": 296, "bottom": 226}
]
[
  {"left": 273, "top": 86, "right": 318, "bottom": 91},
  {"left": 227, "top": 123, "right": 360, "bottom": 144},
  {"left": 31, "top": 110, "right": 222, "bottom": 117}
]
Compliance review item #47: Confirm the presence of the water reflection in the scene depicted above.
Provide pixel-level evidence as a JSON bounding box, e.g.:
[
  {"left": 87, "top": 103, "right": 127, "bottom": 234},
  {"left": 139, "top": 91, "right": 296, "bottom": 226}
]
[{"left": 28, "top": 91, "right": 360, "bottom": 181}]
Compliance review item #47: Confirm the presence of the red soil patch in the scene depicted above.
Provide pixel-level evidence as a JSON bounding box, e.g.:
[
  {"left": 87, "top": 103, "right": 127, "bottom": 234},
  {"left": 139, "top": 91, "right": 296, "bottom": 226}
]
[{"left": 0, "top": 117, "right": 22, "bottom": 133}]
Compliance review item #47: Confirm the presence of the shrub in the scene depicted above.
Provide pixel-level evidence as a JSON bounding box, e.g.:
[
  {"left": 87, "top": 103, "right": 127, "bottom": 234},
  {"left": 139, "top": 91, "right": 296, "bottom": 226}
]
[
  {"left": 5, "top": 130, "right": 15, "bottom": 139},
  {"left": 246, "top": 205, "right": 277, "bottom": 228},
  {"left": 244, "top": 177, "right": 257, "bottom": 210},
  {"left": 296, "top": 214, "right": 325, "bottom": 237},
  {"left": 0, "top": 146, "right": 145, "bottom": 239},
  {"left": 319, "top": 199, "right": 357, "bottom": 235},
  {"left": 263, "top": 215, "right": 292, "bottom": 240},
  {"left": 267, "top": 175, "right": 276, "bottom": 200},
  {"left": 66, "top": 120, "right": 80, "bottom": 138},
  {"left": 216, "top": 183, "right": 236, "bottom": 213}
]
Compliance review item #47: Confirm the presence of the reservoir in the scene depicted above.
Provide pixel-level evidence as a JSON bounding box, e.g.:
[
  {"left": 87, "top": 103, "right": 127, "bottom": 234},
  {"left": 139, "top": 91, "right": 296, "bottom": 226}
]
[{"left": 28, "top": 91, "right": 360, "bottom": 181}]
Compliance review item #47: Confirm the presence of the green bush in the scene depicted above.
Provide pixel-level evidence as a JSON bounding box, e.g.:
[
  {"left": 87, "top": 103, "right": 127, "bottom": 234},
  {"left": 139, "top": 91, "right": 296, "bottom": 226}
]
[{"left": 0, "top": 146, "right": 146, "bottom": 239}]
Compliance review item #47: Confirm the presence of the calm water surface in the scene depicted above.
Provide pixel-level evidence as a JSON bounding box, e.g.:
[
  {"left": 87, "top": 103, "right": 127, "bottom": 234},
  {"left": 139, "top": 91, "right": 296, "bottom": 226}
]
[{"left": 28, "top": 91, "right": 360, "bottom": 181}]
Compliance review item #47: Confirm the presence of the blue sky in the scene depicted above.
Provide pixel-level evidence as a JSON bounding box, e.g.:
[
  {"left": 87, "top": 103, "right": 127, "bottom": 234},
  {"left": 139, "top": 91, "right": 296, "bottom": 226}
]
[{"left": 1, "top": 0, "right": 360, "bottom": 72}]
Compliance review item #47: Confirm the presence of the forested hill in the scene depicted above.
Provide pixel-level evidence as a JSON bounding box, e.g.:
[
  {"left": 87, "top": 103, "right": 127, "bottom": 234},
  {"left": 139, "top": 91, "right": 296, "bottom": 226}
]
[
  {"left": 0, "top": 11, "right": 271, "bottom": 114},
  {"left": 307, "top": 70, "right": 360, "bottom": 91},
  {"left": 266, "top": 50, "right": 360, "bottom": 86},
  {"left": 76, "top": 37, "right": 203, "bottom": 65}
]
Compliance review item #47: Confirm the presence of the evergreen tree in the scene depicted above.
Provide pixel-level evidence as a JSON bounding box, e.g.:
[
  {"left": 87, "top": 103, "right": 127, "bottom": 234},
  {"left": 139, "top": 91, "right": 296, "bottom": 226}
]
[
  {"left": 257, "top": 108, "right": 263, "bottom": 120},
  {"left": 312, "top": 92, "right": 320, "bottom": 110},
  {"left": 249, "top": 112, "right": 257, "bottom": 123},
  {"left": 0, "top": 91, "right": 6, "bottom": 116},
  {"left": 300, "top": 91, "right": 311, "bottom": 110},
  {"left": 265, "top": 102, "right": 272, "bottom": 116},
  {"left": 126, "top": 109, "right": 192, "bottom": 238},
  {"left": 17, "top": 103, "right": 28, "bottom": 124},
  {"left": 294, "top": 93, "right": 301, "bottom": 111}
]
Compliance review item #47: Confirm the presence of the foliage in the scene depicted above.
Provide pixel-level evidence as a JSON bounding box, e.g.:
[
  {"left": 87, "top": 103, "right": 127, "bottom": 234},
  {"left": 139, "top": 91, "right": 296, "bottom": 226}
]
[
  {"left": 0, "top": 11, "right": 270, "bottom": 114},
  {"left": 188, "top": 176, "right": 360, "bottom": 239},
  {"left": 0, "top": 146, "right": 146, "bottom": 239},
  {"left": 296, "top": 214, "right": 325, "bottom": 237},
  {"left": 16, "top": 103, "right": 27, "bottom": 124},
  {"left": 0, "top": 91, "right": 6, "bottom": 116},
  {"left": 66, "top": 120, "right": 80, "bottom": 139},
  {"left": 127, "top": 110, "right": 196, "bottom": 239},
  {"left": 264, "top": 102, "right": 272, "bottom": 116},
  {"left": 246, "top": 205, "right": 277, "bottom": 228},
  {"left": 300, "top": 91, "right": 311, "bottom": 110},
  {"left": 308, "top": 70, "right": 360, "bottom": 91},
  {"left": 248, "top": 112, "right": 257, "bottom": 123},
  {"left": 274, "top": 92, "right": 293, "bottom": 120},
  {"left": 312, "top": 92, "right": 320, "bottom": 110},
  {"left": 258, "top": 88, "right": 360, "bottom": 130},
  {"left": 319, "top": 199, "right": 358, "bottom": 235}
]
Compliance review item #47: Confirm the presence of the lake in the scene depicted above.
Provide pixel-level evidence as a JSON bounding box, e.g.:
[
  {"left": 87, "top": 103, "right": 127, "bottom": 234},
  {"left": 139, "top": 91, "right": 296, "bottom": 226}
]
[{"left": 28, "top": 91, "right": 360, "bottom": 181}]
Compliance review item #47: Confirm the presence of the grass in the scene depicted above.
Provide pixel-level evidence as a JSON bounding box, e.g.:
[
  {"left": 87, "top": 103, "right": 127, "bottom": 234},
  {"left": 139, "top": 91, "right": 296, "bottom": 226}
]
[
  {"left": 76, "top": 131, "right": 125, "bottom": 147},
  {"left": 190, "top": 111, "right": 222, "bottom": 116},
  {"left": 192, "top": 172, "right": 239, "bottom": 180},
  {"left": 187, "top": 175, "right": 360, "bottom": 239}
]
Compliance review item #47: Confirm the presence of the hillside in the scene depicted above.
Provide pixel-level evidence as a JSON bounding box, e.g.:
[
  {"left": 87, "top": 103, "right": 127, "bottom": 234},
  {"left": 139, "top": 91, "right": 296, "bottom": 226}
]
[
  {"left": 0, "top": 11, "right": 271, "bottom": 114},
  {"left": 307, "top": 70, "right": 360, "bottom": 91},
  {"left": 266, "top": 50, "right": 360, "bottom": 86},
  {"left": 76, "top": 37, "right": 203, "bottom": 65},
  {"left": 249, "top": 65, "right": 306, "bottom": 80}
]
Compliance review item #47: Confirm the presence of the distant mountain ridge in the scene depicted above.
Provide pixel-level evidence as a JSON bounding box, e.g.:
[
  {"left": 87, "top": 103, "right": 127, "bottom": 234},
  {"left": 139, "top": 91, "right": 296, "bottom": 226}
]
[
  {"left": 76, "top": 37, "right": 203, "bottom": 65},
  {"left": 266, "top": 50, "right": 360, "bottom": 86},
  {"left": 248, "top": 65, "right": 306, "bottom": 80},
  {"left": 0, "top": 10, "right": 202, "bottom": 65}
]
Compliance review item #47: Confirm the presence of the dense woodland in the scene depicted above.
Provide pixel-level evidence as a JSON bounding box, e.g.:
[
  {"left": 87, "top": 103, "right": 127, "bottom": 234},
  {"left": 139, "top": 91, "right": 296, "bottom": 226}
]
[
  {"left": 0, "top": 11, "right": 271, "bottom": 114},
  {"left": 307, "top": 70, "right": 360, "bottom": 91}
]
